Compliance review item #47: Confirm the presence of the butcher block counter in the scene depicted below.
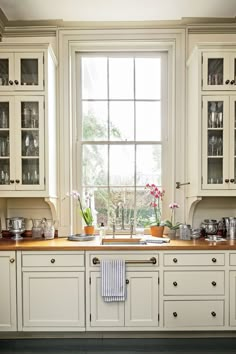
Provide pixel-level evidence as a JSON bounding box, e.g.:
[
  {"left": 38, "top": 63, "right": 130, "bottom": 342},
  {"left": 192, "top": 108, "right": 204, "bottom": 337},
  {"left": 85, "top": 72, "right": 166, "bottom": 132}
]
[{"left": 0, "top": 235, "right": 236, "bottom": 250}]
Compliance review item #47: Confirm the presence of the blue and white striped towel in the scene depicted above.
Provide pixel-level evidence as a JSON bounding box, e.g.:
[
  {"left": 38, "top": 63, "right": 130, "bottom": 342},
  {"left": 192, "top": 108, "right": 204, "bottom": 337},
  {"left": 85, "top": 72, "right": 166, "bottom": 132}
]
[{"left": 101, "top": 259, "right": 126, "bottom": 302}]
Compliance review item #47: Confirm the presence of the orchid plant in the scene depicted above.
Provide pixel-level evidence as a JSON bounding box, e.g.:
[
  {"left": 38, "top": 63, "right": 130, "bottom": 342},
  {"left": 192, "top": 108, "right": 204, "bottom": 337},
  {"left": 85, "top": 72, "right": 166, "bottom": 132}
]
[
  {"left": 165, "top": 202, "right": 181, "bottom": 230},
  {"left": 145, "top": 183, "right": 165, "bottom": 226},
  {"left": 67, "top": 190, "right": 93, "bottom": 226}
]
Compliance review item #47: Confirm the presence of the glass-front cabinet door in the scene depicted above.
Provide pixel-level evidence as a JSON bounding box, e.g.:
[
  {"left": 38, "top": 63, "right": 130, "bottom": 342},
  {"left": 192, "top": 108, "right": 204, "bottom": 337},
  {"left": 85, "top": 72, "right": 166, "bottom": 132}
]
[
  {"left": 202, "top": 53, "right": 236, "bottom": 91},
  {"left": 0, "top": 52, "right": 44, "bottom": 91},
  {"left": 202, "top": 96, "right": 229, "bottom": 189},
  {"left": 229, "top": 96, "right": 236, "bottom": 187},
  {"left": 0, "top": 96, "right": 44, "bottom": 191}
]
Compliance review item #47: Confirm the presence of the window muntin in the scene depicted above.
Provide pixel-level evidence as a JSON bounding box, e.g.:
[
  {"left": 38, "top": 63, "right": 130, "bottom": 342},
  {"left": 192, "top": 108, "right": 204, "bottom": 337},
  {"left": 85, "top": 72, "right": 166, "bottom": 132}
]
[{"left": 78, "top": 53, "right": 167, "bottom": 230}]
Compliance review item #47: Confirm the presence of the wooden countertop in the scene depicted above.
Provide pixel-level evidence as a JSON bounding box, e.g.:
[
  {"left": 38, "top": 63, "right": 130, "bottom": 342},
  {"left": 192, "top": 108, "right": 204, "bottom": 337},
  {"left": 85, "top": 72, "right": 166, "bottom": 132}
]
[{"left": 1, "top": 236, "right": 236, "bottom": 251}]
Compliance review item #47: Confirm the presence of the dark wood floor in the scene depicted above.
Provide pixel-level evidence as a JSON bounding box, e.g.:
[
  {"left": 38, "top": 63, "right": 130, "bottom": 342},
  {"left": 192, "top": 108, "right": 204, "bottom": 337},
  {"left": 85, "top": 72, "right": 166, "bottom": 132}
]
[{"left": 0, "top": 338, "right": 236, "bottom": 353}]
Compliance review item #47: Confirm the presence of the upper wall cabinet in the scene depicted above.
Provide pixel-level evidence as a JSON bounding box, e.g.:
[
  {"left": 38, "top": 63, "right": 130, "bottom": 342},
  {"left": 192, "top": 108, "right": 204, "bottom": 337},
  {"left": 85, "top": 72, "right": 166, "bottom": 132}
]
[
  {"left": 0, "top": 44, "right": 57, "bottom": 199},
  {"left": 187, "top": 45, "right": 236, "bottom": 199},
  {"left": 0, "top": 52, "right": 44, "bottom": 91},
  {"left": 202, "top": 52, "right": 236, "bottom": 91}
]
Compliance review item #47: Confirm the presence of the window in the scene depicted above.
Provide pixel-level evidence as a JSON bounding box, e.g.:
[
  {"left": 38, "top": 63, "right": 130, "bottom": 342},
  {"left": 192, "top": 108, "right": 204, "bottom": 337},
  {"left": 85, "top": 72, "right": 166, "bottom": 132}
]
[{"left": 76, "top": 53, "right": 168, "bottom": 231}]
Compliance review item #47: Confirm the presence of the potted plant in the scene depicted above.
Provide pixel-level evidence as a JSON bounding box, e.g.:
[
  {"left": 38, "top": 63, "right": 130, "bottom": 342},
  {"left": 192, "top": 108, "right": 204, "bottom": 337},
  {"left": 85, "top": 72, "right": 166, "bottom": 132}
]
[
  {"left": 145, "top": 183, "right": 165, "bottom": 237},
  {"left": 68, "top": 190, "right": 94, "bottom": 235},
  {"left": 164, "top": 202, "right": 181, "bottom": 239}
]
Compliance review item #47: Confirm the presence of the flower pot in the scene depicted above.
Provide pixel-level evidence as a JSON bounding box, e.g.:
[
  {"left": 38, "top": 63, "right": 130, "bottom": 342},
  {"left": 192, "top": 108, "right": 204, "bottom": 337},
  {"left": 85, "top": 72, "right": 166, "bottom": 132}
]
[
  {"left": 149, "top": 226, "right": 164, "bottom": 237},
  {"left": 168, "top": 229, "right": 176, "bottom": 239},
  {"left": 84, "top": 225, "right": 95, "bottom": 235}
]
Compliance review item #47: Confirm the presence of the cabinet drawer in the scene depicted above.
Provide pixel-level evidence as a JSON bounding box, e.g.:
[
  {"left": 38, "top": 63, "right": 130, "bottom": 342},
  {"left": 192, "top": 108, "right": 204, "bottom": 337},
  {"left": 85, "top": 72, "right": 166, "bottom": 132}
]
[
  {"left": 229, "top": 254, "right": 236, "bottom": 265},
  {"left": 22, "top": 253, "right": 84, "bottom": 267},
  {"left": 164, "top": 300, "right": 224, "bottom": 328},
  {"left": 164, "top": 253, "right": 224, "bottom": 266},
  {"left": 164, "top": 271, "right": 225, "bottom": 295}
]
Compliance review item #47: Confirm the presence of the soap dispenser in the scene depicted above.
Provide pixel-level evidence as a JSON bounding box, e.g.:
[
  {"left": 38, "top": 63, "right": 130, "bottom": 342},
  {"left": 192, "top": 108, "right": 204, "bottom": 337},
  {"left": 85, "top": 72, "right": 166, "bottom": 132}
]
[{"left": 99, "top": 222, "right": 106, "bottom": 238}]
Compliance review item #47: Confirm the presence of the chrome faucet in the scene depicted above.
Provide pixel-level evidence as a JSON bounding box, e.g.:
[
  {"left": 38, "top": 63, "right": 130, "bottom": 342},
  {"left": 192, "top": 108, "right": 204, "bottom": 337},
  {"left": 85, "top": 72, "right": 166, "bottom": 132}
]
[
  {"left": 112, "top": 219, "right": 116, "bottom": 239},
  {"left": 130, "top": 218, "right": 134, "bottom": 238}
]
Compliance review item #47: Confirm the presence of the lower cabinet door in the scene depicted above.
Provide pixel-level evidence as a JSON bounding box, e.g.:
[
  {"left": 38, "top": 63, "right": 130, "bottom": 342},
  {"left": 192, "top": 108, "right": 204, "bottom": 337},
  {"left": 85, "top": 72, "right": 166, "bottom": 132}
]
[
  {"left": 125, "top": 271, "right": 159, "bottom": 327},
  {"left": 230, "top": 271, "right": 236, "bottom": 326},
  {"left": 164, "top": 300, "right": 224, "bottom": 328},
  {"left": 90, "top": 272, "right": 124, "bottom": 327},
  {"left": 0, "top": 251, "right": 17, "bottom": 331},
  {"left": 22, "top": 271, "right": 85, "bottom": 330}
]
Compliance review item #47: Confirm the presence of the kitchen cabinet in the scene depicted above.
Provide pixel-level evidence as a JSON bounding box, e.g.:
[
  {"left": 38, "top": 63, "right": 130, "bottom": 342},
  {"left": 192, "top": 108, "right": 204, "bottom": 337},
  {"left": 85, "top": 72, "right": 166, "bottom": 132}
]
[
  {"left": 202, "top": 95, "right": 236, "bottom": 190},
  {"left": 0, "top": 251, "right": 17, "bottom": 331},
  {"left": 86, "top": 252, "right": 159, "bottom": 330},
  {"left": 0, "top": 44, "right": 57, "bottom": 198},
  {"left": 187, "top": 45, "right": 236, "bottom": 200},
  {"left": 162, "top": 252, "right": 225, "bottom": 329},
  {"left": 21, "top": 251, "right": 85, "bottom": 331},
  {"left": 202, "top": 52, "right": 236, "bottom": 91},
  {"left": 0, "top": 52, "right": 44, "bottom": 91},
  {"left": 0, "top": 95, "right": 44, "bottom": 190}
]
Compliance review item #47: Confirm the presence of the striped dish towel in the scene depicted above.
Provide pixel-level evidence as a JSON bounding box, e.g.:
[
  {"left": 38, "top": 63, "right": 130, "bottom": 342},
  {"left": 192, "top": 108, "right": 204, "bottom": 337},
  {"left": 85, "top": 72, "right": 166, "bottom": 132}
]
[{"left": 101, "top": 259, "right": 126, "bottom": 302}]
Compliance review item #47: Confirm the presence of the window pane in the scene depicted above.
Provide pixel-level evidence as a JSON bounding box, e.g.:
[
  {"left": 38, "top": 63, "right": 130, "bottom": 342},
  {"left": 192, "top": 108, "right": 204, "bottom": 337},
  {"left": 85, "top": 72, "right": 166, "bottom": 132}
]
[
  {"left": 136, "top": 145, "right": 162, "bottom": 186},
  {"left": 135, "top": 58, "right": 161, "bottom": 99},
  {"left": 109, "top": 187, "right": 135, "bottom": 230},
  {"left": 82, "top": 57, "right": 107, "bottom": 99},
  {"left": 110, "top": 145, "right": 134, "bottom": 186},
  {"left": 136, "top": 102, "right": 161, "bottom": 141},
  {"left": 82, "top": 145, "right": 108, "bottom": 185},
  {"left": 136, "top": 188, "right": 154, "bottom": 227},
  {"left": 109, "top": 58, "right": 134, "bottom": 99},
  {"left": 110, "top": 101, "right": 134, "bottom": 141},
  {"left": 82, "top": 101, "right": 108, "bottom": 141}
]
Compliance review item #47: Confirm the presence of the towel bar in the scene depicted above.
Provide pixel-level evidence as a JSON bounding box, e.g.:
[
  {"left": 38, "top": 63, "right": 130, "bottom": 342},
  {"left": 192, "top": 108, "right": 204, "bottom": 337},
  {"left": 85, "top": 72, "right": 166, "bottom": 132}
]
[{"left": 92, "top": 257, "right": 157, "bottom": 265}]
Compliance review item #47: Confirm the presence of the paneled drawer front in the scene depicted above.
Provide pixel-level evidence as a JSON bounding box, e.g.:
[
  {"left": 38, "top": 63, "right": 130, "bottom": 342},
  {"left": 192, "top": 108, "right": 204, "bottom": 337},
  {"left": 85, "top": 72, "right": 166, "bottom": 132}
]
[
  {"left": 229, "top": 254, "right": 236, "bottom": 265},
  {"left": 22, "top": 254, "right": 84, "bottom": 267},
  {"left": 89, "top": 253, "right": 159, "bottom": 267},
  {"left": 164, "top": 271, "right": 225, "bottom": 295},
  {"left": 164, "top": 300, "right": 224, "bottom": 328},
  {"left": 164, "top": 253, "right": 225, "bottom": 266}
]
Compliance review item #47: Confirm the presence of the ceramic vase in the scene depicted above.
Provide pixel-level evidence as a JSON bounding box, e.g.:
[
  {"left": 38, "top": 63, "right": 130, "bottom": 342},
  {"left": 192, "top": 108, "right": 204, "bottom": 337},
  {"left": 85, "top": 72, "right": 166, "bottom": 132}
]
[{"left": 84, "top": 225, "right": 95, "bottom": 235}]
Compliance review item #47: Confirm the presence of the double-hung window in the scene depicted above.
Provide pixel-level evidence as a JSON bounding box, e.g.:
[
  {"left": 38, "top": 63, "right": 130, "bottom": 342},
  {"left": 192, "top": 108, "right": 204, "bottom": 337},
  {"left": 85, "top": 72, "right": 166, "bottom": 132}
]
[{"left": 76, "top": 52, "right": 168, "bottom": 231}]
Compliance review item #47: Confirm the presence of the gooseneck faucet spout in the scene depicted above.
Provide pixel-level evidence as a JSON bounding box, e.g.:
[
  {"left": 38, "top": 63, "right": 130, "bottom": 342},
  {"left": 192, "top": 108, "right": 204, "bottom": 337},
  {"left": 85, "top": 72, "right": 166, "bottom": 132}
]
[
  {"left": 130, "top": 218, "right": 134, "bottom": 238},
  {"left": 112, "top": 220, "right": 116, "bottom": 239}
]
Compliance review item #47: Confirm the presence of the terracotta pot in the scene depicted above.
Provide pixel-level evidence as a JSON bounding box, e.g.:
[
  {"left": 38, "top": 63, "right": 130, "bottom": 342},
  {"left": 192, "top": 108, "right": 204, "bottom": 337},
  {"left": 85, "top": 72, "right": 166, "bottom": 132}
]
[
  {"left": 149, "top": 225, "right": 164, "bottom": 237},
  {"left": 84, "top": 225, "right": 95, "bottom": 235}
]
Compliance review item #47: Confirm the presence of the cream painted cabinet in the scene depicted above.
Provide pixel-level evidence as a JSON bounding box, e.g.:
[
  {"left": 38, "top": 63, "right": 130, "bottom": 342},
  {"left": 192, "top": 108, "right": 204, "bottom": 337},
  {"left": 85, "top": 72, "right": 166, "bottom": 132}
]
[
  {"left": 0, "top": 44, "right": 57, "bottom": 198},
  {"left": 87, "top": 252, "right": 159, "bottom": 330},
  {"left": 0, "top": 51, "right": 44, "bottom": 91},
  {"left": 21, "top": 251, "right": 85, "bottom": 331},
  {"left": 202, "top": 52, "right": 236, "bottom": 91},
  {"left": 0, "top": 251, "right": 17, "bottom": 331}
]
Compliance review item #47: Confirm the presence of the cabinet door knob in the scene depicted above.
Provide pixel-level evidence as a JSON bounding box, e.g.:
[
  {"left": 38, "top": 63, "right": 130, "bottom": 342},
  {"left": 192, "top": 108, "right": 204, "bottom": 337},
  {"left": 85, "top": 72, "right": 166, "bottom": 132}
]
[
  {"left": 225, "top": 79, "right": 230, "bottom": 84},
  {"left": 230, "top": 80, "right": 235, "bottom": 85},
  {"left": 211, "top": 281, "right": 217, "bottom": 286},
  {"left": 211, "top": 311, "right": 216, "bottom": 317},
  {"left": 15, "top": 179, "right": 20, "bottom": 184},
  {"left": 173, "top": 312, "right": 178, "bottom": 317},
  {"left": 225, "top": 179, "right": 229, "bottom": 183},
  {"left": 9, "top": 80, "right": 13, "bottom": 85},
  {"left": 51, "top": 258, "right": 55, "bottom": 264},
  {"left": 173, "top": 258, "right": 178, "bottom": 263},
  {"left": 9, "top": 258, "right": 15, "bottom": 263},
  {"left": 126, "top": 279, "right": 129, "bottom": 284},
  {"left": 10, "top": 180, "right": 14, "bottom": 184},
  {"left": 212, "top": 258, "right": 217, "bottom": 263},
  {"left": 230, "top": 179, "right": 235, "bottom": 183},
  {"left": 173, "top": 281, "right": 178, "bottom": 287},
  {"left": 14, "top": 80, "right": 19, "bottom": 85}
]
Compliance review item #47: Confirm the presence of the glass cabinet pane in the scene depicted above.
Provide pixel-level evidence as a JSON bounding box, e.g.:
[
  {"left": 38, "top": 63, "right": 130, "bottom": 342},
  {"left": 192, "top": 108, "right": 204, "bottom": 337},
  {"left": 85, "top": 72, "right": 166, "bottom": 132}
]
[
  {"left": 20, "top": 59, "right": 38, "bottom": 86},
  {"left": 207, "top": 100, "right": 224, "bottom": 185},
  {"left": 21, "top": 101, "right": 39, "bottom": 128},
  {"left": 0, "top": 102, "right": 9, "bottom": 128},
  {"left": 0, "top": 58, "right": 9, "bottom": 86},
  {"left": 22, "top": 159, "right": 39, "bottom": 185},
  {"left": 208, "top": 59, "right": 224, "bottom": 86},
  {"left": 0, "top": 159, "right": 10, "bottom": 185}
]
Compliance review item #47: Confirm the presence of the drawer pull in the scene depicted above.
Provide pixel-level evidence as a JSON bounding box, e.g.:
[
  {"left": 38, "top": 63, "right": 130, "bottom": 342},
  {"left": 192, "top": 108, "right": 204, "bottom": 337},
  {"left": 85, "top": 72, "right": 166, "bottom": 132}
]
[
  {"left": 51, "top": 258, "right": 55, "bottom": 264},
  {"left": 9, "top": 258, "right": 15, "bottom": 263},
  {"left": 173, "top": 258, "right": 178, "bottom": 263},
  {"left": 173, "top": 281, "right": 178, "bottom": 287},
  {"left": 212, "top": 258, "right": 217, "bottom": 263},
  {"left": 173, "top": 312, "right": 178, "bottom": 317},
  {"left": 211, "top": 281, "right": 217, "bottom": 286},
  {"left": 211, "top": 311, "right": 216, "bottom": 317}
]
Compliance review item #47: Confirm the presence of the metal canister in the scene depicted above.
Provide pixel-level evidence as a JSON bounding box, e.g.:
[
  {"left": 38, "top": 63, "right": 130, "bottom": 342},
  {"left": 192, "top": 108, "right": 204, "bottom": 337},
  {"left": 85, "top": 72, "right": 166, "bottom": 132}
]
[
  {"left": 229, "top": 217, "right": 236, "bottom": 240},
  {"left": 179, "top": 224, "right": 191, "bottom": 240}
]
